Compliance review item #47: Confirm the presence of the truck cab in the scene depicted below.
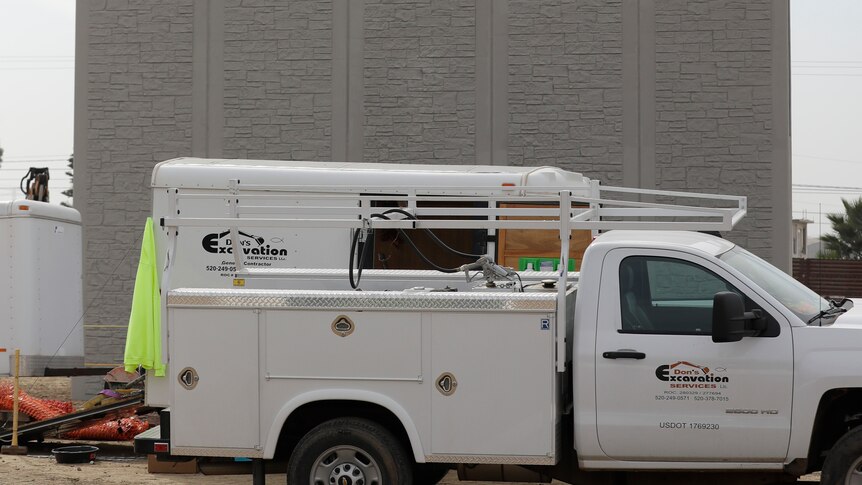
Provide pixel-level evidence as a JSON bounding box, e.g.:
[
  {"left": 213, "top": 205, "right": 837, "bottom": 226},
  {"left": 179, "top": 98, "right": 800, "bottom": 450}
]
[{"left": 571, "top": 230, "right": 862, "bottom": 484}]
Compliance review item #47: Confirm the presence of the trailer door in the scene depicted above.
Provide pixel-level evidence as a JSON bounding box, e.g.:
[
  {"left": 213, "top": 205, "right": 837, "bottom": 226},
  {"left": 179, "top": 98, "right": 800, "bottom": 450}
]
[{"left": 594, "top": 248, "right": 792, "bottom": 462}]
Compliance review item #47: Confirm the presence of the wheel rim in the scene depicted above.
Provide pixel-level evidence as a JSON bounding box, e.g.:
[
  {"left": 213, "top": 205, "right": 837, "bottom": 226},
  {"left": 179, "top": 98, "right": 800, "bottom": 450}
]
[
  {"left": 310, "top": 445, "right": 381, "bottom": 485},
  {"left": 846, "top": 455, "right": 862, "bottom": 485}
]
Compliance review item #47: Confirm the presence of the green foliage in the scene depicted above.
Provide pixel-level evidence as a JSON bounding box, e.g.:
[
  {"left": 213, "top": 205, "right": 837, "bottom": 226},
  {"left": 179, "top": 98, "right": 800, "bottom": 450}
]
[
  {"left": 816, "top": 248, "right": 841, "bottom": 260},
  {"left": 60, "top": 153, "right": 73, "bottom": 207},
  {"left": 820, "top": 197, "right": 862, "bottom": 260}
]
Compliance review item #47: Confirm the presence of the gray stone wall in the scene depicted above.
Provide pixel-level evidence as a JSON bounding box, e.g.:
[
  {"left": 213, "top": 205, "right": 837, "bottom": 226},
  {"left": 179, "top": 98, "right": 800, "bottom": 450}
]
[
  {"left": 654, "top": 0, "right": 775, "bottom": 258},
  {"left": 80, "top": 0, "right": 194, "bottom": 367},
  {"left": 508, "top": 0, "right": 623, "bottom": 186},
  {"left": 76, "top": 0, "right": 788, "bottom": 374},
  {"left": 363, "top": 0, "right": 476, "bottom": 164},
  {"left": 223, "top": 0, "right": 333, "bottom": 160}
]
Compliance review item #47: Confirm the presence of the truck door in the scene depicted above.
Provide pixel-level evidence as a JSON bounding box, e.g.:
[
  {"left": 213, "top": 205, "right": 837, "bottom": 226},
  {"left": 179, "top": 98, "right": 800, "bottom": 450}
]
[{"left": 594, "top": 249, "right": 792, "bottom": 462}]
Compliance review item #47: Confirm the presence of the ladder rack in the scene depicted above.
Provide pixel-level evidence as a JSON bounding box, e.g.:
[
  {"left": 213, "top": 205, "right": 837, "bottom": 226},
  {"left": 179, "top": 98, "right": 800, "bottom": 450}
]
[
  {"left": 161, "top": 181, "right": 745, "bottom": 234},
  {"left": 160, "top": 179, "right": 745, "bottom": 372}
]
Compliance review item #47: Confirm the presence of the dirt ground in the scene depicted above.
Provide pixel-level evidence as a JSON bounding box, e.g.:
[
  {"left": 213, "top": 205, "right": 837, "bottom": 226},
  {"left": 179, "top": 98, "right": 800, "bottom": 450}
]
[
  {"left": 0, "top": 378, "right": 821, "bottom": 484},
  {"left": 3, "top": 377, "right": 73, "bottom": 402},
  {"left": 0, "top": 453, "right": 823, "bottom": 485}
]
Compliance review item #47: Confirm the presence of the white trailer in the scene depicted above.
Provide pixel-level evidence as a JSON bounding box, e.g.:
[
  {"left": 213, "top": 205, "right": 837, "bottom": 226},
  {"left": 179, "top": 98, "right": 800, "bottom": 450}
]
[
  {"left": 138, "top": 159, "right": 862, "bottom": 485},
  {"left": 0, "top": 200, "right": 83, "bottom": 376}
]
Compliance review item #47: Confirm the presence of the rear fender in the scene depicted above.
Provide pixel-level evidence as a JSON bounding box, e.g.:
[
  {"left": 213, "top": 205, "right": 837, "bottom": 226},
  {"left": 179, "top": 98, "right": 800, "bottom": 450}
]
[{"left": 263, "top": 388, "right": 425, "bottom": 461}]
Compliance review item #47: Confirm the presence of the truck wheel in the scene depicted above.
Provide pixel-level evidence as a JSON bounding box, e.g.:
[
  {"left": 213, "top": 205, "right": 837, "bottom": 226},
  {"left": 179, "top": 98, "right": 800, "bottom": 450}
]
[
  {"left": 413, "top": 463, "right": 451, "bottom": 485},
  {"left": 287, "top": 417, "right": 412, "bottom": 485},
  {"left": 822, "top": 425, "right": 862, "bottom": 485}
]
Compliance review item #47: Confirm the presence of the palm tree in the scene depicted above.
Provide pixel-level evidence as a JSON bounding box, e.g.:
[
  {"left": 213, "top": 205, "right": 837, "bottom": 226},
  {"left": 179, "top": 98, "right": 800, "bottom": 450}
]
[{"left": 821, "top": 197, "right": 862, "bottom": 260}]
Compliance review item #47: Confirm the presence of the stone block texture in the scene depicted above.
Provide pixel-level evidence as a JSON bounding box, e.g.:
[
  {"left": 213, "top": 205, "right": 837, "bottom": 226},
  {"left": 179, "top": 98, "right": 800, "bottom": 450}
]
[
  {"left": 364, "top": 0, "right": 476, "bottom": 164},
  {"left": 654, "top": 0, "right": 776, "bottom": 257},
  {"left": 82, "top": 0, "right": 194, "bottom": 368},
  {"left": 223, "top": 0, "right": 333, "bottom": 160},
  {"left": 508, "top": 0, "right": 623, "bottom": 186},
  {"left": 78, "top": 0, "right": 787, "bottom": 373}
]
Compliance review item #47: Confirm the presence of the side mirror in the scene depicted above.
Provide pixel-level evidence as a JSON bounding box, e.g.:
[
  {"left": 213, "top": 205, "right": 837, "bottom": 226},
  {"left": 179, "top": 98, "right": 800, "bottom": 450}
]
[{"left": 712, "top": 291, "right": 765, "bottom": 343}]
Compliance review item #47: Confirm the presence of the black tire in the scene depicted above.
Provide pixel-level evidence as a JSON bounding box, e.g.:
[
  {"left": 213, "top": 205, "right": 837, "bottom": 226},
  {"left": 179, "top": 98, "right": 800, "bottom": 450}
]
[
  {"left": 412, "top": 463, "right": 451, "bottom": 485},
  {"left": 822, "top": 425, "right": 862, "bottom": 485},
  {"left": 287, "top": 417, "right": 413, "bottom": 485}
]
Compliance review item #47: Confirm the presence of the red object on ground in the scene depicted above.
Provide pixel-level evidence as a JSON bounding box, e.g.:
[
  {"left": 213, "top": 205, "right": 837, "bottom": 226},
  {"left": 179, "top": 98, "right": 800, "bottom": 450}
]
[
  {"left": 1, "top": 381, "right": 149, "bottom": 441},
  {"left": 62, "top": 416, "right": 149, "bottom": 441},
  {"left": 42, "top": 399, "right": 75, "bottom": 415},
  {"left": 0, "top": 382, "right": 67, "bottom": 421}
]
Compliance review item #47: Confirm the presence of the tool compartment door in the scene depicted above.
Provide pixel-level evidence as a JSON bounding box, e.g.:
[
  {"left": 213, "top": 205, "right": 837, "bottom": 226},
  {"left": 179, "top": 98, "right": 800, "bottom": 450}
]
[
  {"left": 430, "top": 311, "right": 556, "bottom": 458},
  {"left": 169, "top": 308, "right": 260, "bottom": 451}
]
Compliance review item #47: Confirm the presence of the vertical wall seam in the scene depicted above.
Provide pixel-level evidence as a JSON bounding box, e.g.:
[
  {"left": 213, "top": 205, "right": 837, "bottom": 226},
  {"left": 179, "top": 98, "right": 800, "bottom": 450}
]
[
  {"left": 192, "top": 0, "right": 209, "bottom": 157},
  {"left": 332, "top": 0, "right": 348, "bottom": 162},
  {"left": 207, "top": 1, "right": 225, "bottom": 158},
  {"left": 345, "top": 0, "right": 351, "bottom": 162},
  {"left": 621, "top": 0, "right": 639, "bottom": 188},
  {"left": 74, "top": 0, "right": 90, "bottom": 212},
  {"left": 347, "top": 0, "right": 365, "bottom": 162},
  {"left": 491, "top": 0, "right": 508, "bottom": 166},
  {"left": 475, "top": 0, "right": 492, "bottom": 165},
  {"left": 772, "top": 0, "right": 792, "bottom": 272},
  {"left": 638, "top": 0, "right": 656, "bottom": 190},
  {"left": 73, "top": 0, "right": 90, "bottom": 321},
  {"left": 489, "top": 1, "right": 494, "bottom": 165}
]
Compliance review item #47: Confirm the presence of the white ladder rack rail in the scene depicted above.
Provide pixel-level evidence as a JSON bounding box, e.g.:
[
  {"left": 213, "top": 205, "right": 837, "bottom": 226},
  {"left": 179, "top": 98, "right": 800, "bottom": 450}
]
[{"left": 160, "top": 180, "right": 746, "bottom": 372}]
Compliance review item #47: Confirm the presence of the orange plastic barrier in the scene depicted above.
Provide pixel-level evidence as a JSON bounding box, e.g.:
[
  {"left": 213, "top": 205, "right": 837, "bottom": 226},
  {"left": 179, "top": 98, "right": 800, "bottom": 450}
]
[
  {"left": 0, "top": 382, "right": 66, "bottom": 421},
  {"left": 62, "top": 416, "right": 149, "bottom": 441},
  {"left": 0, "top": 381, "right": 149, "bottom": 441}
]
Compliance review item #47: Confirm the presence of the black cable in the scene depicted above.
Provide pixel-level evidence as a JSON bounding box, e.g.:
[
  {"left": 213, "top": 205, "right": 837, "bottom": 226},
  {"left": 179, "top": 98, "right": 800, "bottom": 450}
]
[
  {"left": 381, "top": 208, "right": 484, "bottom": 259},
  {"left": 349, "top": 226, "right": 360, "bottom": 289},
  {"left": 19, "top": 171, "right": 29, "bottom": 194},
  {"left": 348, "top": 225, "right": 371, "bottom": 290},
  {"left": 348, "top": 209, "right": 491, "bottom": 289},
  {"left": 371, "top": 213, "right": 460, "bottom": 274},
  {"left": 514, "top": 272, "right": 524, "bottom": 292}
]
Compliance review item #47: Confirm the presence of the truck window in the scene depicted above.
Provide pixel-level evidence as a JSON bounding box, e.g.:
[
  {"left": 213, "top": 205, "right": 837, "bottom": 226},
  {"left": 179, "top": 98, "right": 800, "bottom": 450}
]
[
  {"left": 719, "top": 245, "right": 829, "bottom": 323},
  {"left": 619, "top": 256, "right": 737, "bottom": 335}
]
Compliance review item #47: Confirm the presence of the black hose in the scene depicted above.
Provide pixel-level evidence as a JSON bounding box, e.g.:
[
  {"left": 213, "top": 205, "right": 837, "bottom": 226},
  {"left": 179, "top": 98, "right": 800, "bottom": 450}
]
[
  {"left": 381, "top": 208, "right": 484, "bottom": 259},
  {"left": 349, "top": 209, "right": 489, "bottom": 288},
  {"left": 348, "top": 226, "right": 362, "bottom": 289},
  {"left": 371, "top": 213, "right": 460, "bottom": 274},
  {"left": 348, "top": 225, "right": 375, "bottom": 290}
]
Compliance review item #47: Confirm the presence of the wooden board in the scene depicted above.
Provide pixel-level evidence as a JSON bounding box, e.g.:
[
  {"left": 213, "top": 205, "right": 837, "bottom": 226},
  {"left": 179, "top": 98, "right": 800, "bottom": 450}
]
[{"left": 496, "top": 203, "right": 592, "bottom": 271}]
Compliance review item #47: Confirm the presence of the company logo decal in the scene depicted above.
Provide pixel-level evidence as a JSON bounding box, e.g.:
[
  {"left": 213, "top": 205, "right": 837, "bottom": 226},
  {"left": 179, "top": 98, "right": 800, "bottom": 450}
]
[
  {"left": 202, "top": 230, "right": 288, "bottom": 257},
  {"left": 655, "top": 361, "right": 728, "bottom": 389}
]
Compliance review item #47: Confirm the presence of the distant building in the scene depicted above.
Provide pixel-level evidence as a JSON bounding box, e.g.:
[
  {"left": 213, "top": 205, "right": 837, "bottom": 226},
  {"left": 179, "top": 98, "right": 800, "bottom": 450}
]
[
  {"left": 792, "top": 218, "right": 813, "bottom": 258},
  {"left": 807, "top": 239, "right": 823, "bottom": 259},
  {"left": 74, "top": 0, "right": 791, "bottom": 376}
]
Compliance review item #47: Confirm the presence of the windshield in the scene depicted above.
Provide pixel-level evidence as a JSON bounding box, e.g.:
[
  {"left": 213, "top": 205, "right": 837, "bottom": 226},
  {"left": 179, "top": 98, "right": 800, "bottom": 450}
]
[{"left": 719, "top": 246, "right": 830, "bottom": 323}]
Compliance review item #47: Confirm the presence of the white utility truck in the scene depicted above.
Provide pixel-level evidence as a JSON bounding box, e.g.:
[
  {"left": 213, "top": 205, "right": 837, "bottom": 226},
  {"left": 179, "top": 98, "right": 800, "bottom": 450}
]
[{"left": 136, "top": 158, "right": 862, "bottom": 485}]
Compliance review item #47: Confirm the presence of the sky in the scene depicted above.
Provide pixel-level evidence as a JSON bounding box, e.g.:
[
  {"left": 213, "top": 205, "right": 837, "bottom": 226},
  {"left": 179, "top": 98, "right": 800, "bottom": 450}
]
[
  {"left": 790, "top": 0, "right": 862, "bottom": 240},
  {"left": 0, "top": 1, "right": 860, "bottom": 240},
  {"left": 0, "top": 0, "right": 75, "bottom": 203}
]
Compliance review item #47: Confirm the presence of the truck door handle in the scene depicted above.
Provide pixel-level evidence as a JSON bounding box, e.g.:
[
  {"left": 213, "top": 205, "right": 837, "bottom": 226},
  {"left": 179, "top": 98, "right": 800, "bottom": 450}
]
[{"left": 602, "top": 350, "right": 646, "bottom": 360}]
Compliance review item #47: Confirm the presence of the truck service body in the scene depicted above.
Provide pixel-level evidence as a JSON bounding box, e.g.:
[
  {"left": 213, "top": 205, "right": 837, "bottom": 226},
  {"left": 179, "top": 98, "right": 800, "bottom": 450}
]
[{"left": 136, "top": 158, "right": 862, "bottom": 485}]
